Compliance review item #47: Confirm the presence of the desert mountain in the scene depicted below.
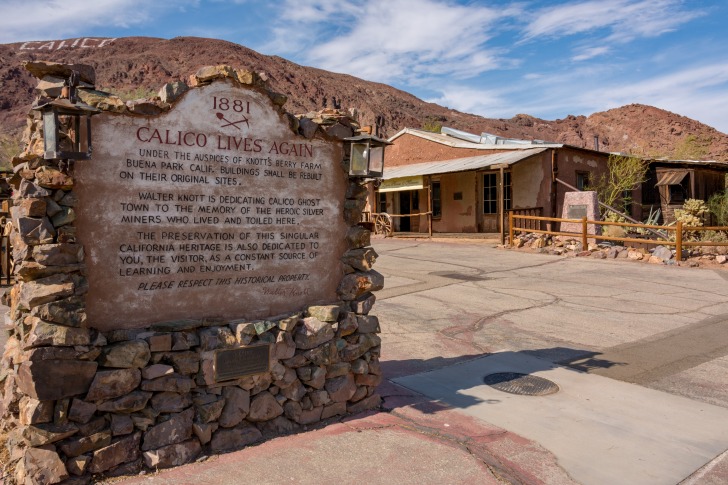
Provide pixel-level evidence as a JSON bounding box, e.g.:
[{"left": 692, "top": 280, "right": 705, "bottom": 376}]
[{"left": 1, "top": 36, "right": 727, "bottom": 160}]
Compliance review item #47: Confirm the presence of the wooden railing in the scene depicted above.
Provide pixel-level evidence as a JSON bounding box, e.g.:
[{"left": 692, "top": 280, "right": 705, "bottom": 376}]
[
  {"left": 508, "top": 213, "right": 728, "bottom": 262},
  {"left": 508, "top": 207, "right": 543, "bottom": 231}
]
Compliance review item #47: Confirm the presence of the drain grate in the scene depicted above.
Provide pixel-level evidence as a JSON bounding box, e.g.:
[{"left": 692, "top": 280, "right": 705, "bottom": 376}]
[
  {"left": 483, "top": 372, "right": 559, "bottom": 396},
  {"left": 430, "top": 271, "right": 488, "bottom": 281}
]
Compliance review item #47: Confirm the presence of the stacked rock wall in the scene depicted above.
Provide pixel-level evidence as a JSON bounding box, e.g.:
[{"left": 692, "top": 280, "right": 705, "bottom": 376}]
[{"left": 0, "top": 63, "right": 384, "bottom": 484}]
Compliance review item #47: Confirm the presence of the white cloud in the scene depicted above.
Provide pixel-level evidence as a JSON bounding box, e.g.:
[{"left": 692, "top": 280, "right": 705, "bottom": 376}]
[
  {"left": 266, "top": 0, "right": 521, "bottom": 84},
  {"left": 426, "top": 85, "right": 516, "bottom": 119},
  {"left": 571, "top": 46, "right": 610, "bottom": 61},
  {"left": 0, "top": 0, "right": 197, "bottom": 43},
  {"left": 523, "top": 0, "right": 703, "bottom": 43},
  {"left": 576, "top": 62, "right": 728, "bottom": 132}
]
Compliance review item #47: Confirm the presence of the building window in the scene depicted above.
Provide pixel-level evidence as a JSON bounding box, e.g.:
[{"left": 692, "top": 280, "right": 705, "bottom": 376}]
[
  {"left": 412, "top": 191, "right": 419, "bottom": 211},
  {"left": 669, "top": 184, "right": 686, "bottom": 205},
  {"left": 432, "top": 181, "right": 441, "bottom": 218},
  {"left": 576, "top": 171, "right": 590, "bottom": 191},
  {"left": 483, "top": 172, "right": 511, "bottom": 214},
  {"left": 378, "top": 192, "right": 387, "bottom": 213}
]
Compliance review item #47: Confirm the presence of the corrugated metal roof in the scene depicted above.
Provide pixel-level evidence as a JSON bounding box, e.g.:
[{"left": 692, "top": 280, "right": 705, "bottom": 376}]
[
  {"left": 382, "top": 148, "right": 549, "bottom": 180},
  {"left": 650, "top": 158, "right": 728, "bottom": 169},
  {"left": 655, "top": 170, "right": 689, "bottom": 186},
  {"left": 388, "top": 128, "right": 563, "bottom": 151}
]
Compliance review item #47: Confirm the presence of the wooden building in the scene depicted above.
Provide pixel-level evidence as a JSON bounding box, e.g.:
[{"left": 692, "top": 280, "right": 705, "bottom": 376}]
[
  {"left": 641, "top": 159, "right": 728, "bottom": 224},
  {"left": 371, "top": 127, "right": 613, "bottom": 236}
]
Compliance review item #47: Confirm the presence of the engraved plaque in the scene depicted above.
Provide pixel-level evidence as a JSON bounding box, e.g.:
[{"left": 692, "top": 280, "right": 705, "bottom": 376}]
[
  {"left": 215, "top": 344, "right": 271, "bottom": 382},
  {"left": 75, "top": 82, "right": 348, "bottom": 330},
  {"left": 567, "top": 204, "right": 588, "bottom": 219}
]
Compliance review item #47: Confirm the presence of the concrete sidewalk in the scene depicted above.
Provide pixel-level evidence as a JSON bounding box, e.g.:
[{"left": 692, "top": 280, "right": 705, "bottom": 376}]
[
  {"left": 394, "top": 352, "right": 728, "bottom": 485},
  {"left": 115, "top": 380, "right": 576, "bottom": 485}
]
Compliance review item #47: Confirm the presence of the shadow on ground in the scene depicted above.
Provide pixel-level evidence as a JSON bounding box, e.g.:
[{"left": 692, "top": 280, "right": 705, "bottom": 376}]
[{"left": 379, "top": 346, "right": 626, "bottom": 414}]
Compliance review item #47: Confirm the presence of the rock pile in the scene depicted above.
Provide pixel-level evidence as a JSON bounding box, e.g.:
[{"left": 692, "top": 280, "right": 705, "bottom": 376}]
[
  {"left": 0, "top": 62, "right": 383, "bottom": 484},
  {"left": 507, "top": 232, "right": 728, "bottom": 268}
]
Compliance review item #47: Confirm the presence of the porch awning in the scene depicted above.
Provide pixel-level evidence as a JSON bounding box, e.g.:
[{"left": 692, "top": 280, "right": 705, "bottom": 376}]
[
  {"left": 655, "top": 170, "right": 689, "bottom": 186},
  {"left": 382, "top": 147, "right": 548, "bottom": 180},
  {"left": 379, "top": 176, "right": 424, "bottom": 193}
]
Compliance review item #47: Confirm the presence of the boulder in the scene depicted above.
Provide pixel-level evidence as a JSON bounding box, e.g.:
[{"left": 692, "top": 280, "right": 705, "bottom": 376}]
[
  {"left": 341, "top": 248, "right": 378, "bottom": 272},
  {"left": 307, "top": 305, "right": 340, "bottom": 322},
  {"left": 273, "top": 330, "right": 296, "bottom": 360},
  {"left": 652, "top": 245, "right": 674, "bottom": 261},
  {"left": 23, "top": 422, "right": 79, "bottom": 446},
  {"left": 24, "top": 317, "right": 90, "bottom": 348},
  {"left": 19, "top": 396, "right": 54, "bottom": 425},
  {"left": 210, "top": 423, "right": 262, "bottom": 453},
  {"left": 158, "top": 81, "right": 189, "bottom": 104},
  {"left": 143, "top": 439, "right": 201, "bottom": 469},
  {"left": 141, "top": 407, "right": 194, "bottom": 451},
  {"left": 30, "top": 296, "right": 86, "bottom": 327},
  {"left": 17, "top": 359, "right": 97, "bottom": 400},
  {"left": 111, "top": 414, "right": 134, "bottom": 436},
  {"left": 17, "top": 273, "right": 73, "bottom": 309},
  {"left": 199, "top": 326, "right": 236, "bottom": 350},
  {"left": 294, "top": 317, "right": 335, "bottom": 349},
  {"left": 151, "top": 392, "right": 193, "bottom": 413},
  {"left": 356, "top": 315, "right": 380, "bottom": 334},
  {"left": 68, "top": 398, "right": 97, "bottom": 424},
  {"left": 247, "top": 391, "right": 284, "bottom": 422},
  {"left": 218, "top": 387, "right": 250, "bottom": 428},
  {"left": 350, "top": 292, "right": 376, "bottom": 314},
  {"left": 346, "top": 226, "right": 371, "bottom": 249},
  {"left": 59, "top": 430, "right": 112, "bottom": 457},
  {"left": 141, "top": 364, "right": 174, "bottom": 380},
  {"left": 99, "top": 340, "right": 151, "bottom": 368},
  {"left": 17, "top": 445, "right": 68, "bottom": 485},
  {"left": 337, "top": 271, "right": 384, "bottom": 300},
  {"left": 96, "top": 391, "right": 152, "bottom": 413},
  {"left": 140, "top": 374, "right": 194, "bottom": 393},
  {"left": 196, "top": 398, "right": 226, "bottom": 424},
  {"left": 35, "top": 166, "right": 74, "bottom": 190},
  {"left": 88, "top": 432, "right": 141, "bottom": 473},
  {"left": 325, "top": 374, "right": 357, "bottom": 403}
]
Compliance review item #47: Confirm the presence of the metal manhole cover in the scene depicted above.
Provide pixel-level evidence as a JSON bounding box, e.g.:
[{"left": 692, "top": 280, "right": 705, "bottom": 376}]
[
  {"left": 483, "top": 372, "right": 559, "bottom": 396},
  {"left": 430, "top": 271, "right": 488, "bottom": 281}
]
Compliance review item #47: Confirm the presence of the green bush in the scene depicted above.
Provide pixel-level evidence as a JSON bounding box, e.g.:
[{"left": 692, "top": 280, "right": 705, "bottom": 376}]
[
  {"left": 591, "top": 154, "right": 649, "bottom": 214},
  {"left": 707, "top": 189, "right": 728, "bottom": 226}
]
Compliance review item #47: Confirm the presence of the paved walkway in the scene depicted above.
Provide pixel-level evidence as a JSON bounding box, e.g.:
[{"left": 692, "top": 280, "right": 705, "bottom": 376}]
[{"left": 117, "top": 380, "right": 574, "bottom": 485}]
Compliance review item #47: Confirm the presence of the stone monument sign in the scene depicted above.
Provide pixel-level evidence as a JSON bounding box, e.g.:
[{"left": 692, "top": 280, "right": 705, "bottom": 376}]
[
  {"left": 560, "top": 190, "right": 601, "bottom": 238},
  {"left": 1, "top": 63, "right": 384, "bottom": 483},
  {"left": 75, "top": 81, "right": 348, "bottom": 329}
]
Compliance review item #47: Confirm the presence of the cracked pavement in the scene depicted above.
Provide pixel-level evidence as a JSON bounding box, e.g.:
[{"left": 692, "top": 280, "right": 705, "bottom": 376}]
[{"left": 373, "top": 238, "right": 728, "bottom": 408}]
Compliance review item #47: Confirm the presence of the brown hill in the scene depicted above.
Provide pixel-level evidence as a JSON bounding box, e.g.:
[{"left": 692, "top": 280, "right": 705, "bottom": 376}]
[{"left": 2, "top": 36, "right": 727, "bottom": 160}]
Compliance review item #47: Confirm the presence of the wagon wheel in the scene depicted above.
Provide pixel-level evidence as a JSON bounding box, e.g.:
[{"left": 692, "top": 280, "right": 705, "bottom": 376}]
[{"left": 374, "top": 213, "right": 393, "bottom": 237}]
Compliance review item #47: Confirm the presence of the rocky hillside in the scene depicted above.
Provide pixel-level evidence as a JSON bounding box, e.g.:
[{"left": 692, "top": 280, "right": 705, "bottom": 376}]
[{"left": 2, "top": 36, "right": 727, "bottom": 160}]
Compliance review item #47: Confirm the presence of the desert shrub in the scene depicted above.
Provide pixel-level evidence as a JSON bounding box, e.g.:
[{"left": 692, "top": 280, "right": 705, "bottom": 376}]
[
  {"left": 591, "top": 154, "right": 649, "bottom": 214},
  {"left": 0, "top": 135, "right": 21, "bottom": 171},
  {"left": 675, "top": 199, "right": 708, "bottom": 240},
  {"left": 420, "top": 116, "right": 443, "bottom": 133},
  {"left": 707, "top": 189, "right": 728, "bottom": 226}
]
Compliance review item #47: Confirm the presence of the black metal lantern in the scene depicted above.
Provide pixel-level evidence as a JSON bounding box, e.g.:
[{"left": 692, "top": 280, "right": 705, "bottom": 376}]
[
  {"left": 344, "top": 134, "right": 392, "bottom": 178},
  {"left": 34, "top": 97, "right": 100, "bottom": 160}
]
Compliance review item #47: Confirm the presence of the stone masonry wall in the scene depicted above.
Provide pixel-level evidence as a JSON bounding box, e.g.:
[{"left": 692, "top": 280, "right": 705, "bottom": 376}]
[{"left": 0, "top": 63, "right": 384, "bottom": 484}]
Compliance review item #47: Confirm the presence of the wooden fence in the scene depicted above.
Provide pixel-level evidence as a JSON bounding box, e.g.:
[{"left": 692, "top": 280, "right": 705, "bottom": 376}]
[{"left": 508, "top": 213, "right": 728, "bottom": 262}]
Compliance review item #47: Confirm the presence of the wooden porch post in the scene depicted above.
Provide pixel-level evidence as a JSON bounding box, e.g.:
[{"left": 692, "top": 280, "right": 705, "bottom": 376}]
[
  {"left": 499, "top": 165, "right": 505, "bottom": 245},
  {"left": 428, "top": 179, "right": 433, "bottom": 237}
]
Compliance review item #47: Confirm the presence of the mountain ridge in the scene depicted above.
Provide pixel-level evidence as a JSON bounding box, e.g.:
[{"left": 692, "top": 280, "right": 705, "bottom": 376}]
[{"left": 1, "top": 36, "right": 727, "bottom": 160}]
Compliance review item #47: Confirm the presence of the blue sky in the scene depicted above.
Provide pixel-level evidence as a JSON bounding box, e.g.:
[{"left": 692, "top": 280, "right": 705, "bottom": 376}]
[{"left": 2, "top": 0, "right": 728, "bottom": 133}]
